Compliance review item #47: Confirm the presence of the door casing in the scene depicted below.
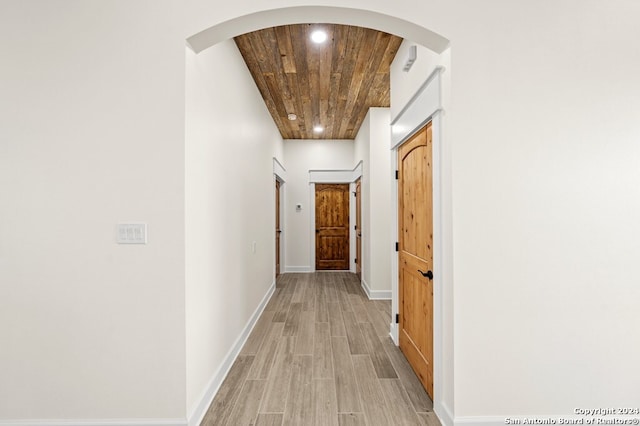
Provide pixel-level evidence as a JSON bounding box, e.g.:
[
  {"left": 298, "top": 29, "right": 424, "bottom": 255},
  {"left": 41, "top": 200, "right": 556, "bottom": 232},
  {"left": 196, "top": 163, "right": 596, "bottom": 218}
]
[{"left": 315, "top": 183, "right": 350, "bottom": 270}]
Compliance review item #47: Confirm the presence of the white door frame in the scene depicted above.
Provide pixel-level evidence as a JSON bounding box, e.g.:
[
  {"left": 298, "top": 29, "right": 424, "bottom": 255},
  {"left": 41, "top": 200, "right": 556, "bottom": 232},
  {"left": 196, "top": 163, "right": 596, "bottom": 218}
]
[
  {"left": 308, "top": 164, "right": 362, "bottom": 272},
  {"left": 390, "top": 67, "right": 447, "bottom": 420},
  {"left": 273, "top": 158, "right": 287, "bottom": 279}
]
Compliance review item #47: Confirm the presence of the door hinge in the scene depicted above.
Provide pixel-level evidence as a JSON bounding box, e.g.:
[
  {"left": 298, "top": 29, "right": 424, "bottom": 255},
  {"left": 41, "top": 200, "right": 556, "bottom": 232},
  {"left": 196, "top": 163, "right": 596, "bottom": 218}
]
[
  {"left": 395, "top": 170, "right": 399, "bottom": 179},
  {"left": 395, "top": 242, "right": 399, "bottom": 252},
  {"left": 355, "top": 258, "right": 357, "bottom": 264},
  {"left": 395, "top": 313, "right": 399, "bottom": 324},
  {"left": 354, "top": 225, "right": 357, "bottom": 230}
]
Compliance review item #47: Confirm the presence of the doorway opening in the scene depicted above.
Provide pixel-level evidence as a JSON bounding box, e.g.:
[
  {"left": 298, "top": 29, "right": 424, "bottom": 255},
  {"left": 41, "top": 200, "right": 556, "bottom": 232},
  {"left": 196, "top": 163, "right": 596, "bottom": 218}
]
[
  {"left": 355, "top": 177, "right": 362, "bottom": 280},
  {"left": 275, "top": 179, "right": 282, "bottom": 277},
  {"left": 186, "top": 6, "right": 452, "bottom": 424},
  {"left": 315, "top": 183, "right": 351, "bottom": 270}
]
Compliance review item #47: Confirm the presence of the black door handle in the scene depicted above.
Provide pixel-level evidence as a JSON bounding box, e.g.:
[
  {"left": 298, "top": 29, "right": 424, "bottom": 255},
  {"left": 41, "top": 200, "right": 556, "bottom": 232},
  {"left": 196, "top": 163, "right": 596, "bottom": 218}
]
[{"left": 418, "top": 269, "right": 433, "bottom": 280}]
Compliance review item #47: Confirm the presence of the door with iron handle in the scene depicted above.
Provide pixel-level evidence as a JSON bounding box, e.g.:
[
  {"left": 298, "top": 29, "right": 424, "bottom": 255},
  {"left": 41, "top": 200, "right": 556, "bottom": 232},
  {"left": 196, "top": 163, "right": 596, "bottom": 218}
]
[{"left": 418, "top": 269, "right": 433, "bottom": 280}]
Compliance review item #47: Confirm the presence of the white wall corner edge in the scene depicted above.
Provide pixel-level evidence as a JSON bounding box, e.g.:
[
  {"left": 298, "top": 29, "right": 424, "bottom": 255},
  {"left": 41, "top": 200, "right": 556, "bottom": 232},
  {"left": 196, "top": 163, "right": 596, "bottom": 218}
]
[
  {"left": 187, "top": 280, "right": 276, "bottom": 426},
  {"left": 0, "top": 420, "right": 187, "bottom": 426},
  {"left": 360, "top": 278, "right": 392, "bottom": 300}
]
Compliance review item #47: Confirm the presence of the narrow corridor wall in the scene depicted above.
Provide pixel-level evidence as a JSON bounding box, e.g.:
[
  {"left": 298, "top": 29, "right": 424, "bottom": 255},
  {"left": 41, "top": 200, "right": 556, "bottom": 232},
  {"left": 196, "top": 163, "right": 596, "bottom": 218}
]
[
  {"left": 283, "top": 140, "right": 355, "bottom": 271},
  {"left": 185, "top": 40, "right": 284, "bottom": 417},
  {"left": 354, "top": 108, "right": 393, "bottom": 297}
]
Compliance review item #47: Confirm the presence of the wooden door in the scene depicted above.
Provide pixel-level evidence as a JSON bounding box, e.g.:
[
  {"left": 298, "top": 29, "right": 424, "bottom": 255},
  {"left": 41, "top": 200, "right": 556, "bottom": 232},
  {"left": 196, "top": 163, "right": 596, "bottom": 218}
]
[
  {"left": 398, "top": 122, "right": 434, "bottom": 398},
  {"left": 275, "top": 180, "right": 281, "bottom": 277},
  {"left": 355, "top": 179, "right": 362, "bottom": 280},
  {"left": 315, "top": 184, "right": 350, "bottom": 270}
]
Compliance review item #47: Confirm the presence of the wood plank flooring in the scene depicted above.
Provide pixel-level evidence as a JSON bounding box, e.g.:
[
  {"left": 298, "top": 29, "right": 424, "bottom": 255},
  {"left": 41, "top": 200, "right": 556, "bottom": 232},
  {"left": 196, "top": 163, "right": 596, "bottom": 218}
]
[{"left": 201, "top": 272, "right": 436, "bottom": 426}]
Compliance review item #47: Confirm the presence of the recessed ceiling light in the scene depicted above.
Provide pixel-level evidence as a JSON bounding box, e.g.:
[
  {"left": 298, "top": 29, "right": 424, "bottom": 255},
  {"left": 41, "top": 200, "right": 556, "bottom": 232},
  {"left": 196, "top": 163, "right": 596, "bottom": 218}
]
[
  {"left": 287, "top": 113, "right": 297, "bottom": 121},
  {"left": 313, "top": 125, "right": 324, "bottom": 133},
  {"left": 310, "top": 30, "right": 327, "bottom": 44}
]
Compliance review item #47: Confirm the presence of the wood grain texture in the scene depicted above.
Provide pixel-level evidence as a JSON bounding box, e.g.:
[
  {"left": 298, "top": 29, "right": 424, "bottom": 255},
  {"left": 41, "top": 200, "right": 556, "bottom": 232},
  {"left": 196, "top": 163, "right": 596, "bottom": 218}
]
[
  {"left": 283, "top": 355, "right": 314, "bottom": 426},
  {"left": 200, "top": 273, "right": 434, "bottom": 426},
  {"left": 241, "top": 310, "right": 276, "bottom": 355},
  {"left": 338, "top": 413, "right": 368, "bottom": 426},
  {"left": 255, "top": 413, "right": 284, "bottom": 426},
  {"left": 225, "top": 380, "right": 266, "bottom": 426},
  {"left": 418, "top": 411, "right": 442, "bottom": 426},
  {"left": 247, "top": 322, "right": 285, "bottom": 380},
  {"left": 283, "top": 302, "right": 302, "bottom": 336},
  {"left": 201, "top": 355, "right": 255, "bottom": 426},
  {"left": 234, "top": 24, "right": 402, "bottom": 140},
  {"left": 313, "top": 322, "right": 334, "bottom": 379},
  {"left": 379, "top": 378, "right": 422, "bottom": 425},
  {"left": 314, "top": 379, "right": 339, "bottom": 426},
  {"left": 328, "top": 302, "right": 347, "bottom": 337},
  {"left": 294, "top": 310, "right": 315, "bottom": 355},
  {"left": 398, "top": 122, "right": 434, "bottom": 398},
  {"left": 261, "top": 336, "right": 296, "bottom": 412},
  {"left": 316, "top": 184, "right": 350, "bottom": 270},
  {"left": 360, "top": 322, "right": 397, "bottom": 379},
  {"left": 381, "top": 336, "right": 433, "bottom": 412},
  {"left": 332, "top": 336, "right": 362, "bottom": 413},
  {"left": 343, "top": 311, "right": 368, "bottom": 355},
  {"left": 352, "top": 355, "right": 392, "bottom": 426}
]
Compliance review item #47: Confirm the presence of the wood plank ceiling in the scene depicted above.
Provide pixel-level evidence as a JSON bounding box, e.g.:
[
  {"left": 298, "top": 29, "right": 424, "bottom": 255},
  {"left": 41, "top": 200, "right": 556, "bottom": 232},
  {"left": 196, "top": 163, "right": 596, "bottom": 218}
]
[{"left": 234, "top": 24, "right": 403, "bottom": 140}]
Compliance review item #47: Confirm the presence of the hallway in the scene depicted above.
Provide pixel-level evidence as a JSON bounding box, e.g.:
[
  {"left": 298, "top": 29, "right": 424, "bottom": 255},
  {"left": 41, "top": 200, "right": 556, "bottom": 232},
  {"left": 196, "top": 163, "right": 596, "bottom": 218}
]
[{"left": 201, "top": 272, "right": 438, "bottom": 426}]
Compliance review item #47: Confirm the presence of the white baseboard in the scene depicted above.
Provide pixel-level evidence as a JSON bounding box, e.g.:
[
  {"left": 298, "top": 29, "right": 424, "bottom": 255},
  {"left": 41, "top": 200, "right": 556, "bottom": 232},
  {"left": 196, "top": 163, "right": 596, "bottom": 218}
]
[
  {"left": 453, "top": 417, "right": 506, "bottom": 426},
  {"left": 0, "top": 420, "right": 186, "bottom": 426},
  {"left": 284, "top": 266, "right": 312, "bottom": 273},
  {"left": 360, "top": 278, "right": 392, "bottom": 300},
  {"left": 435, "top": 401, "right": 455, "bottom": 426},
  {"left": 389, "top": 322, "right": 398, "bottom": 343},
  {"left": 453, "top": 415, "right": 594, "bottom": 426},
  {"left": 187, "top": 280, "right": 276, "bottom": 426}
]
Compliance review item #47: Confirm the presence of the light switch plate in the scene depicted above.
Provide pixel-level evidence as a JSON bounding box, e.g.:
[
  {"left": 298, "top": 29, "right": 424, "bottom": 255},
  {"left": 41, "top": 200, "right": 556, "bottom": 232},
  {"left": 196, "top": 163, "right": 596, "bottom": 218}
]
[{"left": 117, "top": 223, "right": 147, "bottom": 244}]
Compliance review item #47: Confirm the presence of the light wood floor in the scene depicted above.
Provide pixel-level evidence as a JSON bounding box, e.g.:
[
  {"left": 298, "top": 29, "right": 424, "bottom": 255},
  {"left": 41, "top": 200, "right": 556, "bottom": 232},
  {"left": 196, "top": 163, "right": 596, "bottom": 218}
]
[{"left": 201, "top": 272, "right": 438, "bottom": 426}]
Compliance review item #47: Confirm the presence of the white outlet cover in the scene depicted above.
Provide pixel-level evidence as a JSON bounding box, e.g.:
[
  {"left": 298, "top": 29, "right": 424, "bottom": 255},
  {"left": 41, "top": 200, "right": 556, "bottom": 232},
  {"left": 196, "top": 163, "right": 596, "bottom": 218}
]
[{"left": 117, "top": 223, "right": 147, "bottom": 244}]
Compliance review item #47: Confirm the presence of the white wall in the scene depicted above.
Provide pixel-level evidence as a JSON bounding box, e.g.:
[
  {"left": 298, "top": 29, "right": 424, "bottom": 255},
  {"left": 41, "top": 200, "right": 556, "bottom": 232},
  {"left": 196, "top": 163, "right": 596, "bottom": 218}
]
[
  {"left": 2, "top": 1, "right": 640, "bottom": 424},
  {"left": 354, "top": 108, "right": 393, "bottom": 295},
  {"left": 187, "top": 1, "right": 640, "bottom": 421},
  {"left": 185, "top": 39, "right": 284, "bottom": 420},
  {"left": 283, "top": 140, "right": 354, "bottom": 271},
  {"left": 368, "top": 109, "right": 392, "bottom": 294},
  {"left": 0, "top": 1, "right": 186, "bottom": 421},
  {"left": 449, "top": 2, "right": 640, "bottom": 415}
]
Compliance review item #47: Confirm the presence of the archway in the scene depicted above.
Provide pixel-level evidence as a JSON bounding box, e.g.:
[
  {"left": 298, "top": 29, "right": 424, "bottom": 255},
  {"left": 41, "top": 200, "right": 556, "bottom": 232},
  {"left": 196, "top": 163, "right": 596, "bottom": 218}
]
[
  {"left": 187, "top": 6, "right": 449, "bottom": 54},
  {"left": 186, "top": 6, "right": 453, "bottom": 425}
]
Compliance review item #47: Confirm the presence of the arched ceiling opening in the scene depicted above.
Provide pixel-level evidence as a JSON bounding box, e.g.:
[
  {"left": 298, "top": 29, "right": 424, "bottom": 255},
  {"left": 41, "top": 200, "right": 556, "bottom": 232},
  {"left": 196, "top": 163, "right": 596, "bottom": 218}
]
[
  {"left": 186, "top": 7, "right": 449, "bottom": 139},
  {"left": 187, "top": 6, "right": 449, "bottom": 54}
]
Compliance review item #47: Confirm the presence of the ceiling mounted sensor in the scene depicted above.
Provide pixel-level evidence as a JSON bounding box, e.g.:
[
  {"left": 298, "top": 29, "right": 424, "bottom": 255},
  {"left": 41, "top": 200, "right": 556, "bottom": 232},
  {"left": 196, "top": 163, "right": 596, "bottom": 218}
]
[
  {"left": 403, "top": 45, "right": 417, "bottom": 72},
  {"left": 310, "top": 29, "right": 328, "bottom": 44},
  {"left": 287, "top": 113, "right": 297, "bottom": 121}
]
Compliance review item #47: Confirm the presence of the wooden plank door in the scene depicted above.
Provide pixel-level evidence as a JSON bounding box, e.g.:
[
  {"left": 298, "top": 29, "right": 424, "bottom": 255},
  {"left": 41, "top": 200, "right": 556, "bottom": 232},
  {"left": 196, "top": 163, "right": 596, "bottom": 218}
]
[
  {"left": 275, "top": 180, "right": 281, "bottom": 277},
  {"left": 315, "top": 184, "right": 350, "bottom": 270},
  {"left": 398, "top": 122, "right": 434, "bottom": 398},
  {"left": 355, "top": 179, "right": 362, "bottom": 280}
]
